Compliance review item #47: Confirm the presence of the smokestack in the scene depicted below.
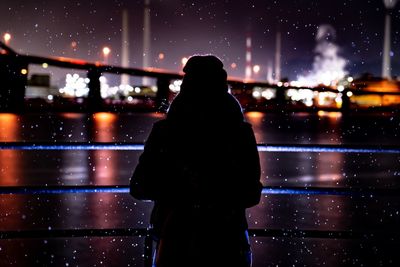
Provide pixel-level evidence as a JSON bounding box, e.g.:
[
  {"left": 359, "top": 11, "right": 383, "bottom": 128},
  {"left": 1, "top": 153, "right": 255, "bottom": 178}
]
[
  {"left": 382, "top": 0, "right": 398, "bottom": 79},
  {"left": 245, "top": 35, "right": 252, "bottom": 81},
  {"left": 267, "top": 61, "right": 274, "bottom": 84},
  {"left": 121, "top": 9, "right": 130, "bottom": 86},
  {"left": 143, "top": 0, "right": 151, "bottom": 85},
  {"left": 274, "top": 31, "right": 281, "bottom": 83}
]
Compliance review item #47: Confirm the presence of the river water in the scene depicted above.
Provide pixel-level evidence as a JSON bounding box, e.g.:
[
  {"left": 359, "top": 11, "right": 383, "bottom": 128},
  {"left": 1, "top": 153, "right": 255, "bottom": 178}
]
[{"left": 0, "top": 111, "right": 399, "bottom": 266}]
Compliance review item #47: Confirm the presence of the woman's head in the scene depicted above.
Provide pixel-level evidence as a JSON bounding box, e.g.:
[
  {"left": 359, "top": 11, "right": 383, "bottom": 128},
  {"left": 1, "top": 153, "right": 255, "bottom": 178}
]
[
  {"left": 180, "top": 55, "right": 228, "bottom": 95},
  {"left": 167, "top": 54, "right": 243, "bottom": 124}
]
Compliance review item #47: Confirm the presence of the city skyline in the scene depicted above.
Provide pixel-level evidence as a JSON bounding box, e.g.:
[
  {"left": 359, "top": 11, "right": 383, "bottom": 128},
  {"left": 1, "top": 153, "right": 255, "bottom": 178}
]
[{"left": 1, "top": 0, "right": 399, "bottom": 81}]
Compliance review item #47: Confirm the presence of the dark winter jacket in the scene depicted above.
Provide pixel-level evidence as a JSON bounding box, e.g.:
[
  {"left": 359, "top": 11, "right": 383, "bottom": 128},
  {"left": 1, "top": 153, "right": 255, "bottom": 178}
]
[
  {"left": 130, "top": 55, "right": 262, "bottom": 240},
  {"left": 130, "top": 108, "right": 261, "bottom": 237}
]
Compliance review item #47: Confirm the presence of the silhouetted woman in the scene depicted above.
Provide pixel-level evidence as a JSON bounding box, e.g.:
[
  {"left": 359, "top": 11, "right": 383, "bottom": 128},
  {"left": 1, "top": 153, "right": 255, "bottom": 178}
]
[{"left": 130, "top": 55, "right": 262, "bottom": 267}]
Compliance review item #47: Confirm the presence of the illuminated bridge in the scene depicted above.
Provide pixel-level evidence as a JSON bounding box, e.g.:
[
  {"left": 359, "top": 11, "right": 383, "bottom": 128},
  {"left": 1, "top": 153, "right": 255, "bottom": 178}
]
[{"left": 1, "top": 41, "right": 399, "bottom": 113}]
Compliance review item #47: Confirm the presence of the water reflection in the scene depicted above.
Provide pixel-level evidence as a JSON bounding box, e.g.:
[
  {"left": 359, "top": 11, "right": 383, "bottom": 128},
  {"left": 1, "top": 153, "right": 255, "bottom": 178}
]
[
  {"left": 59, "top": 114, "right": 89, "bottom": 185},
  {"left": 0, "top": 113, "right": 23, "bottom": 236},
  {"left": 0, "top": 113, "right": 19, "bottom": 141},
  {"left": 90, "top": 112, "right": 117, "bottom": 185},
  {"left": 0, "top": 114, "right": 20, "bottom": 185},
  {"left": 0, "top": 112, "right": 399, "bottom": 266},
  {"left": 88, "top": 112, "right": 123, "bottom": 259},
  {"left": 83, "top": 113, "right": 120, "bottom": 228}
]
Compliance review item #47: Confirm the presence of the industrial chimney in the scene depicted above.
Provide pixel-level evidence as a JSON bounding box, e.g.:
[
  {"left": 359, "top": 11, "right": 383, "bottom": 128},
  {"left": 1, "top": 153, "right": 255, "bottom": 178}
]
[
  {"left": 121, "top": 9, "right": 130, "bottom": 86},
  {"left": 382, "top": 0, "right": 398, "bottom": 79},
  {"left": 143, "top": 0, "right": 151, "bottom": 85},
  {"left": 245, "top": 35, "right": 252, "bottom": 81},
  {"left": 274, "top": 31, "right": 282, "bottom": 83}
]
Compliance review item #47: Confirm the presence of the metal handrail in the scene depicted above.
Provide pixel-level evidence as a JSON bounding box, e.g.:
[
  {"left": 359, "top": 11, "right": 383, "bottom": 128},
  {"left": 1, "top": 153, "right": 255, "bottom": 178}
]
[
  {"left": 1, "top": 142, "right": 400, "bottom": 154},
  {"left": 1, "top": 140, "right": 399, "bottom": 266},
  {"left": 0, "top": 185, "right": 399, "bottom": 197},
  {"left": 1, "top": 227, "right": 398, "bottom": 240},
  {"left": 0, "top": 228, "right": 148, "bottom": 239}
]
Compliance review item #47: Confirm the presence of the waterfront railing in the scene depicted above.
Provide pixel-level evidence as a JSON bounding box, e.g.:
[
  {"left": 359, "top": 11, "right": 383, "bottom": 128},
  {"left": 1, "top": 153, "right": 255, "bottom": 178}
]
[{"left": 0, "top": 142, "right": 399, "bottom": 267}]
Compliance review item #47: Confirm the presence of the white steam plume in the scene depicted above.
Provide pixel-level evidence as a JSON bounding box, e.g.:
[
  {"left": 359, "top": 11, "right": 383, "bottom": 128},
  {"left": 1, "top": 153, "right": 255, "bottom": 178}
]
[{"left": 296, "top": 24, "right": 347, "bottom": 87}]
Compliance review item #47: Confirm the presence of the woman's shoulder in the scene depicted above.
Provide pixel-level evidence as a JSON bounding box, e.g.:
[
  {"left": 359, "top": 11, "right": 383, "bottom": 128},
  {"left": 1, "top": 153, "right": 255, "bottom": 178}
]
[
  {"left": 152, "top": 119, "right": 172, "bottom": 131},
  {"left": 151, "top": 119, "right": 180, "bottom": 137},
  {"left": 236, "top": 121, "right": 254, "bottom": 132}
]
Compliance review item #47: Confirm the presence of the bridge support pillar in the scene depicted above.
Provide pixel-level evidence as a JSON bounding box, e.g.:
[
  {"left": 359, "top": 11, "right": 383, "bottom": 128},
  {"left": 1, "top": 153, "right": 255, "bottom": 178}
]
[
  {"left": 275, "top": 86, "right": 287, "bottom": 108},
  {"left": 0, "top": 55, "right": 28, "bottom": 112},
  {"left": 87, "top": 69, "right": 103, "bottom": 111},
  {"left": 341, "top": 90, "right": 350, "bottom": 113}
]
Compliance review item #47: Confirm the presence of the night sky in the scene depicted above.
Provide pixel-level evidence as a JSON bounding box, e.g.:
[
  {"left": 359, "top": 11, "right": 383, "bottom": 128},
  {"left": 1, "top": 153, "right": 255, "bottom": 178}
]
[{"left": 1, "top": 0, "right": 400, "bottom": 81}]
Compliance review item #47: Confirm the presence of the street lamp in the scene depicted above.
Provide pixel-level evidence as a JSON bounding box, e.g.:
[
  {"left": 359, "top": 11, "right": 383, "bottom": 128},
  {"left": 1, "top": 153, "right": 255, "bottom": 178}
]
[
  {"left": 157, "top": 52, "right": 165, "bottom": 68},
  {"left": 3, "top": 33, "right": 11, "bottom": 45},
  {"left": 102, "top": 46, "right": 111, "bottom": 64},
  {"left": 253, "top": 65, "right": 261, "bottom": 79},
  {"left": 253, "top": 65, "right": 260, "bottom": 74}
]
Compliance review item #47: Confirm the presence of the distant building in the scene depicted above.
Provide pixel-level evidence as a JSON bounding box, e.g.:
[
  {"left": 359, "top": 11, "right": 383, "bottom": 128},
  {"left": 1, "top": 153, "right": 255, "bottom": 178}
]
[
  {"left": 349, "top": 75, "right": 400, "bottom": 107},
  {"left": 26, "top": 74, "right": 59, "bottom": 99}
]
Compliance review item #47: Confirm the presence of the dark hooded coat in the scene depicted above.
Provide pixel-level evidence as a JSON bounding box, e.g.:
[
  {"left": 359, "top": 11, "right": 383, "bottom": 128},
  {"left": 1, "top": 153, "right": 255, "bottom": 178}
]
[{"left": 130, "top": 55, "right": 262, "bottom": 266}]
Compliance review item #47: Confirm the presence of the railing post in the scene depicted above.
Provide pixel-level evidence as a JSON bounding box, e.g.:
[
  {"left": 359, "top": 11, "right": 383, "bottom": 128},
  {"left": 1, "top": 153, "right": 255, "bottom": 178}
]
[
  {"left": 87, "top": 68, "right": 102, "bottom": 111},
  {"left": 275, "top": 86, "right": 286, "bottom": 107},
  {"left": 144, "top": 232, "right": 154, "bottom": 267},
  {"left": 156, "top": 77, "right": 170, "bottom": 112}
]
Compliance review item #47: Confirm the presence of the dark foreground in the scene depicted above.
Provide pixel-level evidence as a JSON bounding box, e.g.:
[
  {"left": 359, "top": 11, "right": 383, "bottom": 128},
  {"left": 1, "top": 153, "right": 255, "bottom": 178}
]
[{"left": 0, "top": 111, "right": 399, "bottom": 266}]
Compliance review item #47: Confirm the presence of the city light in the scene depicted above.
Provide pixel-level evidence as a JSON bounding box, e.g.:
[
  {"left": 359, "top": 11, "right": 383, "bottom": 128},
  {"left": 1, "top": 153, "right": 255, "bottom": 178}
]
[
  {"left": 102, "top": 46, "right": 111, "bottom": 64},
  {"left": 60, "top": 73, "right": 90, "bottom": 97},
  {"left": 3, "top": 33, "right": 11, "bottom": 45},
  {"left": 102, "top": 47, "right": 111, "bottom": 56},
  {"left": 287, "top": 88, "right": 314, "bottom": 106},
  {"left": 253, "top": 65, "right": 260, "bottom": 74},
  {"left": 71, "top": 41, "right": 77, "bottom": 49},
  {"left": 252, "top": 87, "right": 276, "bottom": 100},
  {"left": 169, "top": 80, "right": 182, "bottom": 93},
  {"left": 181, "top": 57, "right": 188, "bottom": 66}
]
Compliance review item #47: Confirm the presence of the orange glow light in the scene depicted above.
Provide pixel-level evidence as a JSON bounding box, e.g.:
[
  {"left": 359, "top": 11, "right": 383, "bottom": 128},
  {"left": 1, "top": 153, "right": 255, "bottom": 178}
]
[
  {"left": 93, "top": 112, "right": 117, "bottom": 123},
  {"left": 0, "top": 113, "right": 18, "bottom": 141},
  {"left": 246, "top": 111, "right": 264, "bottom": 121}
]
